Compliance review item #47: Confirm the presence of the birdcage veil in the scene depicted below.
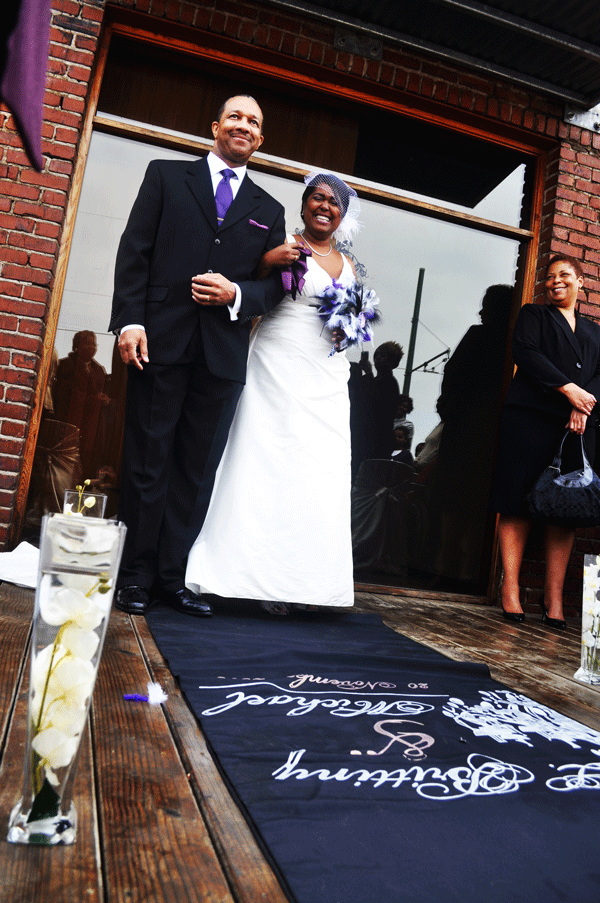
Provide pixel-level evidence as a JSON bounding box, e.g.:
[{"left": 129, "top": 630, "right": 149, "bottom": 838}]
[{"left": 303, "top": 171, "right": 362, "bottom": 243}]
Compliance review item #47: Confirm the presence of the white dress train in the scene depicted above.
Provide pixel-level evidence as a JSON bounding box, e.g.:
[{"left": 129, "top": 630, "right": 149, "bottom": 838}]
[{"left": 185, "top": 248, "right": 354, "bottom": 607}]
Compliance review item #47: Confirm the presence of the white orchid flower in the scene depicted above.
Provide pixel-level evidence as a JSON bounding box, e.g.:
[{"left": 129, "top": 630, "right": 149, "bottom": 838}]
[
  {"left": 32, "top": 727, "right": 80, "bottom": 777},
  {"left": 39, "top": 586, "right": 105, "bottom": 630},
  {"left": 31, "top": 649, "right": 95, "bottom": 723},
  {"left": 61, "top": 624, "right": 100, "bottom": 660},
  {"left": 582, "top": 629, "right": 597, "bottom": 648}
]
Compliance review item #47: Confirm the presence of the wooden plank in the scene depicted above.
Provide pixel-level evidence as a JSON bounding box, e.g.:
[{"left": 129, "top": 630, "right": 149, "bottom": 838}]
[
  {"left": 354, "top": 592, "right": 600, "bottom": 730},
  {"left": 133, "top": 616, "right": 290, "bottom": 903},
  {"left": 0, "top": 585, "right": 33, "bottom": 747},
  {"left": 0, "top": 637, "right": 102, "bottom": 903},
  {"left": 92, "top": 609, "right": 234, "bottom": 903}
]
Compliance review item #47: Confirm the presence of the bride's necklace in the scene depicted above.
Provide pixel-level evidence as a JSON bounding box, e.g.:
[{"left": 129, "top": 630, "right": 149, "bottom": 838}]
[{"left": 300, "top": 231, "right": 333, "bottom": 258}]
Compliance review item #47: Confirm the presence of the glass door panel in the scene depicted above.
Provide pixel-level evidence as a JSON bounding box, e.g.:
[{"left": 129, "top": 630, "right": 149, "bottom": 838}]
[{"left": 28, "top": 130, "right": 523, "bottom": 595}]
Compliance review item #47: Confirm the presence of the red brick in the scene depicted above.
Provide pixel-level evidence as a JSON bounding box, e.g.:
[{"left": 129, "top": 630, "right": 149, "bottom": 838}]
[
  {"left": 0, "top": 473, "right": 19, "bottom": 491},
  {"left": 34, "top": 221, "right": 61, "bottom": 240},
  {"left": 0, "top": 214, "right": 35, "bottom": 232},
  {"left": 0, "top": 280, "right": 23, "bottom": 298},
  {"left": 54, "top": 0, "right": 81, "bottom": 14},
  {"left": 0, "top": 180, "right": 40, "bottom": 201},
  {"left": 18, "top": 319, "right": 44, "bottom": 338},
  {"left": 5, "top": 386, "right": 33, "bottom": 404},
  {"left": 268, "top": 28, "right": 284, "bottom": 52},
  {"left": 62, "top": 96, "right": 85, "bottom": 114},
  {"left": 6, "top": 148, "right": 34, "bottom": 167},
  {"left": 44, "top": 106, "right": 81, "bottom": 129},
  {"left": 48, "top": 58, "right": 68, "bottom": 77},
  {"left": 180, "top": 3, "right": 195, "bottom": 26},
  {"left": 1, "top": 420, "right": 28, "bottom": 439},
  {"left": 43, "top": 90, "right": 62, "bottom": 108},
  {"left": 238, "top": 19, "right": 254, "bottom": 42},
  {"left": 254, "top": 24, "right": 268, "bottom": 45},
  {"left": 29, "top": 251, "right": 57, "bottom": 270},
  {"left": 0, "top": 366, "right": 36, "bottom": 387},
  {"left": 46, "top": 76, "right": 88, "bottom": 98},
  {"left": 1, "top": 264, "right": 51, "bottom": 285},
  {"left": 41, "top": 141, "right": 77, "bottom": 161},
  {"left": 0, "top": 402, "right": 29, "bottom": 421},
  {"left": 0, "top": 247, "right": 28, "bottom": 265},
  {"left": 11, "top": 352, "right": 38, "bottom": 370},
  {"left": 66, "top": 64, "right": 92, "bottom": 83},
  {"left": 224, "top": 14, "right": 241, "bottom": 38},
  {"left": 81, "top": 2, "right": 104, "bottom": 21},
  {"left": 74, "top": 36, "right": 99, "bottom": 53},
  {"left": 41, "top": 189, "right": 67, "bottom": 208},
  {"left": 0, "top": 330, "right": 40, "bottom": 352},
  {"left": 0, "top": 435, "right": 23, "bottom": 455},
  {"left": 20, "top": 170, "right": 70, "bottom": 191},
  {"left": 322, "top": 45, "right": 336, "bottom": 68},
  {"left": 22, "top": 285, "right": 49, "bottom": 304},
  {"left": 9, "top": 233, "right": 57, "bottom": 254},
  {"left": 48, "top": 158, "right": 73, "bottom": 175},
  {"left": 351, "top": 55, "right": 364, "bottom": 76},
  {"left": 0, "top": 315, "right": 17, "bottom": 330}
]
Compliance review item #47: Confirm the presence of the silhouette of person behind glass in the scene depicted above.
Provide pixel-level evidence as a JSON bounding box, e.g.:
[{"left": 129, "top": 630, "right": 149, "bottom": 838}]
[
  {"left": 53, "top": 330, "right": 109, "bottom": 479},
  {"left": 429, "top": 284, "right": 513, "bottom": 584}
]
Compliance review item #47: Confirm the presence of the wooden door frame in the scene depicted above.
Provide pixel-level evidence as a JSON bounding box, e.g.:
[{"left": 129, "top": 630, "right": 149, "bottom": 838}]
[{"left": 12, "top": 8, "right": 551, "bottom": 603}]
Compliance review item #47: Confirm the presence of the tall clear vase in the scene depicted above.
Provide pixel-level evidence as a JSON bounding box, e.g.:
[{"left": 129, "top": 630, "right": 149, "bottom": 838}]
[
  {"left": 574, "top": 554, "right": 600, "bottom": 685},
  {"left": 7, "top": 513, "right": 126, "bottom": 845}
]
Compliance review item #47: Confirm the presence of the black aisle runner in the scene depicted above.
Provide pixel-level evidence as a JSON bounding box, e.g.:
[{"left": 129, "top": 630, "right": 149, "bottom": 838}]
[{"left": 146, "top": 602, "right": 600, "bottom": 903}]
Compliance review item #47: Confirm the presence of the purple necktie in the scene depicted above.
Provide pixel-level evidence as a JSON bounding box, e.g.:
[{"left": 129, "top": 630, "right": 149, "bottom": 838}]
[{"left": 215, "top": 169, "right": 236, "bottom": 224}]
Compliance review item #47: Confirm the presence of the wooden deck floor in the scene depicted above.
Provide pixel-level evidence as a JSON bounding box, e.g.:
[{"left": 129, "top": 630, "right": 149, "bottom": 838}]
[{"left": 0, "top": 582, "right": 598, "bottom": 902}]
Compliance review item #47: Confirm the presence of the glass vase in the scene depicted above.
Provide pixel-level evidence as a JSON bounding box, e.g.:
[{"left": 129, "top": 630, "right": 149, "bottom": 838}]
[
  {"left": 7, "top": 513, "right": 126, "bottom": 845},
  {"left": 574, "top": 554, "right": 600, "bottom": 685}
]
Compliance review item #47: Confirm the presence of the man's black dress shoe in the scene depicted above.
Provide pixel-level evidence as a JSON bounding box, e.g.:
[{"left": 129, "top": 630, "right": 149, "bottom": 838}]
[
  {"left": 160, "top": 588, "right": 212, "bottom": 617},
  {"left": 115, "top": 585, "right": 151, "bottom": 615}
]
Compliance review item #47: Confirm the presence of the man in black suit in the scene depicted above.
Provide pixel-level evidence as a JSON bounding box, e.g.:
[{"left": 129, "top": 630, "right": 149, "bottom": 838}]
[{"left": 109, "top": 95, "right": 286, "bottom": 616}]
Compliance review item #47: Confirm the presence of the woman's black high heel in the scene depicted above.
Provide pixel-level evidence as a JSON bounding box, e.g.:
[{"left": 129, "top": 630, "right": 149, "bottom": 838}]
[
  {"left": 501, "top": 606, "right": 525, "bottom": 623},
  {"left": 539, "top": 596, "right": 566, "bottom": 630}
]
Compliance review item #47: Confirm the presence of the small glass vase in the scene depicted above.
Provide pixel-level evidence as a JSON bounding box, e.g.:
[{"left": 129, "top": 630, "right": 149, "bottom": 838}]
[
  {"left": 574, "top": 554, "right": 600, "bottom": 685},
  {"left": 63, "top": 489, "right": 107, "bottom": 517},
  {"left": 7, "top": 513, "right": 126, "bottom": 845}
]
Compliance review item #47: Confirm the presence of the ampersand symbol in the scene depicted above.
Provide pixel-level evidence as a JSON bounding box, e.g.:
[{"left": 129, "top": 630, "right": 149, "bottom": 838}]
[{"left": 366, "top": 719, "right": 435, "bottom": 760}]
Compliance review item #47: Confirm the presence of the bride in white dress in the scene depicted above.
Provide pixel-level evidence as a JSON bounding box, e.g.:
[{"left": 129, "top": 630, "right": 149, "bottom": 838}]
[{"left": 185, "top": 173, "right": 363, "bottom": 613}]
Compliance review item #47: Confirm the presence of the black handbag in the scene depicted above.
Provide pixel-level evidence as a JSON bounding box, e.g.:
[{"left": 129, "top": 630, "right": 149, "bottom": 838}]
[{"left": 526, "top": 431, "right": 600, "bottom": 527}]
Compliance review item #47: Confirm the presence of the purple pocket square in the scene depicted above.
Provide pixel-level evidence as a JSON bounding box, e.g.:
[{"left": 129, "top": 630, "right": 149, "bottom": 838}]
[{"left": 249, "top": 219, "right": 269, "bottom": 230}]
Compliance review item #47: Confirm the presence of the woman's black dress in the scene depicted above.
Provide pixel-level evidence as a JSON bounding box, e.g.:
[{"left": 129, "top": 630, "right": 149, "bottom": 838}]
[{"left": 492, "top": 303, "right": 600, "bottom": 517}]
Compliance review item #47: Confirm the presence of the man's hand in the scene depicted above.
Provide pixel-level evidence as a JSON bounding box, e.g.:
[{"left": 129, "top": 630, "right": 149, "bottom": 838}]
[
  {"left": 192, "top": 273, "right": 236, "bottom": 306},
  {"left": 118, "top": 327, "right": 149, "bottom": 370}
]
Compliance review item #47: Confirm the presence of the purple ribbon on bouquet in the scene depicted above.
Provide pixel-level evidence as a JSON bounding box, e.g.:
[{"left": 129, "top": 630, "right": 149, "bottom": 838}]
[{"left": 281, "top": 246, "right": 311, "bottom": 300}]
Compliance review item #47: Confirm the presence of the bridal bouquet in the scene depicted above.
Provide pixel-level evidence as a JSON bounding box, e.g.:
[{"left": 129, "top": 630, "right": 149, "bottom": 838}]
[{"left": 313, "top": 279, "right": 380, "bottom": 356}]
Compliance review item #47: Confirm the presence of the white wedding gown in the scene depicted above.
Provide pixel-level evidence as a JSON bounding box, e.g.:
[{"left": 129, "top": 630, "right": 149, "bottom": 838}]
[{"left": 185, "top": 248, "right": 354, "bottom": 607}]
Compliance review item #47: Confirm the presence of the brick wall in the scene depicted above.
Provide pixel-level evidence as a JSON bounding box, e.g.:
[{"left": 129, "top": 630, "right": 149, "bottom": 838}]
[
  {"left": 0, "top": 0, "right": 104, "bottom": 546},
  {"left": 1, "top": 1, "right": 599, "bottom": 610}
]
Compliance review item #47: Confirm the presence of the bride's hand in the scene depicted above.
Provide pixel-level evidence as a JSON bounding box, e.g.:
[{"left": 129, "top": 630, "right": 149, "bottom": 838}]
[{"left": 256, "top": 240, "right": 304, "bottom": 277}]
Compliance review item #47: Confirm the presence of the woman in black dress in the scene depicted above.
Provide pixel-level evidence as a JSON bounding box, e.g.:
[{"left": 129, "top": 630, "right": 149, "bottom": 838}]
[{"left": 493, "top": 254, "right": 600, "bottom": 628}]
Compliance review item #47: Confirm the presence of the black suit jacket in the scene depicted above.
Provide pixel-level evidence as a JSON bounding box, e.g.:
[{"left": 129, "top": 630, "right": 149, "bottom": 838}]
[
  {"left": 109, "top": 156, "right": 286, "bottom": 379},
  {"left": 503, "top": 303, "right": 600, "bottom": 420}
]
